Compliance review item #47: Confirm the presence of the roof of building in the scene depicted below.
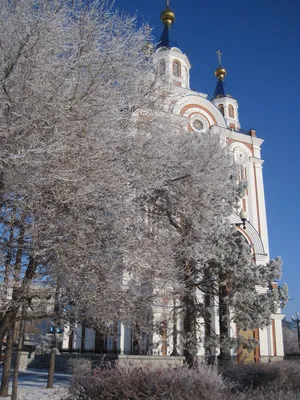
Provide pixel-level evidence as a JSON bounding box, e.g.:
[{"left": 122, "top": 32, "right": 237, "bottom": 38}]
[
  {"left": 157, "top": 24, "right": 179, "bottom": 49},
  {"left": 212, "top": 78, "right": 232, "bottom": 100}
]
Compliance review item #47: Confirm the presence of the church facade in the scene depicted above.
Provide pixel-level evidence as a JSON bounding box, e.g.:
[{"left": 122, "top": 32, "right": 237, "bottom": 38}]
[{"left": 62, "top": 3, "right": 284, "bottom": 363}]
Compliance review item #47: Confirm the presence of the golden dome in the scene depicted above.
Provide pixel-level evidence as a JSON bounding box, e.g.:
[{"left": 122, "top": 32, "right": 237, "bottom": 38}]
[
  {"left": 215, "top": 66, "right": 227, "bottom": 81},
  {"left": 160, "top": 7, "right": 175, "bottom": 26}
]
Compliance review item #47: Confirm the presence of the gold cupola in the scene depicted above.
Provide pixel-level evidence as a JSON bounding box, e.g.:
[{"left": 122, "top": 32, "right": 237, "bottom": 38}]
[
  {"left": 214, "top": 66, "right": 227, "bottom": 81},
  {"left": 160, "top": 2, "right": 175, "bottom": 26},
  {"left": 214, "top": 49, "right": 227, "bottom": 81}
]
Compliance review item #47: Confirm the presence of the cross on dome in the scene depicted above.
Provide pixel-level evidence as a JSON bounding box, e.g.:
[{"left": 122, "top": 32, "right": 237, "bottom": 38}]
[
  {"left": 216, "top": 50, "right": 222, "bottom": 66},
  {"left": 214, "top": 49, "right": 227, "bottom": 81},
  {"left": 212, "top": 50, "right": 232, "bottom": 99}
]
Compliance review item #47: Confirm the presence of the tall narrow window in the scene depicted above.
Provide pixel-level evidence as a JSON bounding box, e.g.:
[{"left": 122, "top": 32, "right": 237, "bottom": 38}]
[
  {"left": 218, "top": 104, "right": 224, "bottom": 116},
  {"left": 229, "top": 104, "right": 235, "bottom": 118},
  {"left": 158, "top": 59, "right": 166, "bottom": 76},
  {"left": 172, "top": 60, "right": 181, "bottom": 77}
]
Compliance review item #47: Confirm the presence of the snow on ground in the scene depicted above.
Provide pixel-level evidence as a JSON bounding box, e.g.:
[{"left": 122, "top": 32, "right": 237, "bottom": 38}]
[
  {"left": 13, "top": 386, "right": 68, "bottom": 400},
  {"left": 0, "top": 368, "right": 70, "bottom": 400}
]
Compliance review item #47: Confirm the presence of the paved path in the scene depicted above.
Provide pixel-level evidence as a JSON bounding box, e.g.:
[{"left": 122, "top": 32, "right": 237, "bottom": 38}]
[{"left": 0, "top": 367, "right": 71, "bottom": 399}]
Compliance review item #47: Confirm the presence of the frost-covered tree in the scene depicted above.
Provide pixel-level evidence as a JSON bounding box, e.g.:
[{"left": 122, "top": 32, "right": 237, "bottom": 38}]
[
  {"left": 0, "top": 0, "right": 159, "bottom": 340},
  {"left": 0, "top": 0, "right": 287, "bottom": 367},
  {"left": 125, "top": 130, "right": 243, "bottom": 356},
  {"left": 128, "top": 115, "right": 288, "bottom": 360},
  {"left": 283, "top": 325, "right": 299, "bottom": 355},
  {"left": 140, "top": 196, "right": 287, "bottom": 362},
  {"left": 205, "top": 228, "right": 288, "bottom": 362},
  {"left": 0, "top": 0, "right": 238, "bottom": 341}
]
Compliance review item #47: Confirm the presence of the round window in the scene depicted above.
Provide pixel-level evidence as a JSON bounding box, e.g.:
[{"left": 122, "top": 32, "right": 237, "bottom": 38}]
[{"left": 192, "top": 119, "right": 203, "bottom": 132}]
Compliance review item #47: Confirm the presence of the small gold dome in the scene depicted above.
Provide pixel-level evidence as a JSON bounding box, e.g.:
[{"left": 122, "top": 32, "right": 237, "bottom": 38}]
[
  {"left": 160, "top": 7, "right": 175, "bottom": 26},
  {"left": 215, "top": 66, "right": 227, "bottom": 81}
]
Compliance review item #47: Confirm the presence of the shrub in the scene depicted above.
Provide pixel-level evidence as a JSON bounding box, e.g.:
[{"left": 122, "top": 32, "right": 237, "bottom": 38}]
[
  {"left": 66, "top": 361, "right": 227, "bottom": 400},
  {"left": 66, "top": 360, "right": 300, "bottom": 399},
  {"left": 221, "top": 361, "right": 300, "bottom": 393},
  {"left": 68, "top": 358, "right": 92, "bottom": 376}
]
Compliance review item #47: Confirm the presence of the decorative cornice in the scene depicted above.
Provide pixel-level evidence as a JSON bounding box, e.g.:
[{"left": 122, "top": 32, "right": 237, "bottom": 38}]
[{"left": 250, "top": 156, "right": 264, "bottom": 165}]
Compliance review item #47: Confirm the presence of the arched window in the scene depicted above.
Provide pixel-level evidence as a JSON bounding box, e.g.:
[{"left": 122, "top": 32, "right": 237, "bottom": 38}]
[
  {"left": 172, "top": 60, "right": 181, "bottom": 77},
  {"left": 218, "top": 104, "right": 224, "bottom": 116},
  {"left": 229, "top": 104, "right": 235, "bottom": 118},
  {"left": 158, "top": 59, "right": 166, "bottom": 76}
]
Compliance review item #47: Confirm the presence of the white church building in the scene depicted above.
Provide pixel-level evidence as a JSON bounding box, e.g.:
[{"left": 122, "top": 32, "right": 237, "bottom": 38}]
[{"left": 62, "top": 2, "right": 284, "bottom": 363}]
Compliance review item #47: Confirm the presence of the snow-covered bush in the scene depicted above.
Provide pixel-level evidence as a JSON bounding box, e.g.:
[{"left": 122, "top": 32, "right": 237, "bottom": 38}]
[
  {"left": 222, "top": 361, "right": 300, "bottom": 393},
  {"left": 68, "top": 358, "right": 92, "bottom": 376},
  {"left": 67, "top": 361, "right": 226, "bottom": 400}
]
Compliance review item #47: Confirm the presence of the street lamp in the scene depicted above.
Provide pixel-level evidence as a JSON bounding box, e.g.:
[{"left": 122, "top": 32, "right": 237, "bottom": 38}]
[
  {"left": 291, "top": 313, "right": 300, "bottom": 352},
  {"left": 47, "top": 324, "right": 64, "bottom": 389},
  {"left": 236, "top": 209, "right": 247, "bottom": 230}
]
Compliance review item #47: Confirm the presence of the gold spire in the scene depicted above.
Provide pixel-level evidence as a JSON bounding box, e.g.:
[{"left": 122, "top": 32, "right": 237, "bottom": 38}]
[
  {"left": 214, "top": 49, "right": 227, "bottom": 81},
  {"left": 160, "top": 1, "right": 175, "bottom": 26}
]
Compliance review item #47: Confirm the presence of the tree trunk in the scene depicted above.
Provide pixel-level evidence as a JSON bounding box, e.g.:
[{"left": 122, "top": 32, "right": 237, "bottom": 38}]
[
  {"left": 183, "top": 291, "right": 196, "bottom": 367},
  {"left": 182, "top": 257, "right": 197, "bottom": 367},
  {"left": 0, "top": 324, "right": 15, "bottom": 397},
  {"left": 132, "top": 323, "right": 140, "bottom": 355},
  {"left": 218, "top": 284, "right": 231, "bottom": 366},
  {"left": 11, "top": 317, "right": 25, "bottom": 400},
  {"left": 80, "top": 326, "right": 85, "bottom": 353},
  {"left": 13, "top": 220, "right": 25, "bottom": 283},
  {"left": 170, "top": 297, "right": 179, "bottom": 356},
  {"left": 47, "top": 348, "right": 56, "bottom": 389},
  {"left": 3, "top": 222, "right": 14, "bottom": 294},
  {"left": 0, "top": 256, "right": 37, "bottom": 342},
  {"left": 0, "top": 310, "right": 18, "bottom": 344}
]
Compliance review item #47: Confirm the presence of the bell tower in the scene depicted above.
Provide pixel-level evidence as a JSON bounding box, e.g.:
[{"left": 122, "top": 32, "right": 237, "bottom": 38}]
[
  {"left": 153, "top": 1, "right": 191, "bottom": 89},
  {"left": 211, "top": 50, "right": 240, "bottom": 131}
]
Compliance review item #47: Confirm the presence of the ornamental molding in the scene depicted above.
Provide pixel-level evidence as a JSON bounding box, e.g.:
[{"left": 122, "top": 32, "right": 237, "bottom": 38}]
[
  {"left": 249, "top": 156, "right": 264, "bottom": 165},
  {"left": 232, "top": 146, "right": 249, "bottom": 166},
  {"left": 172, "top": 95, "right": 226, "bottom": 128},
  {"left": 271, "top": 314, "right": 285, "bottom": 321},
  {"left": 228, "top": 131, "right": 264, "bottom": 146},
  {"left": 229, "top": 142, "right": 252, "bottom": 166}
]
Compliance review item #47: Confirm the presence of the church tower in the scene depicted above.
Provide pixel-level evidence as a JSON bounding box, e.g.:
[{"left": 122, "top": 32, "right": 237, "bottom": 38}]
[
  {"left": 211, "top": 52, "right": 241, "bottom": 131},
  {"left": 153, "top": 3, "right": 191, "bottom": 89}
]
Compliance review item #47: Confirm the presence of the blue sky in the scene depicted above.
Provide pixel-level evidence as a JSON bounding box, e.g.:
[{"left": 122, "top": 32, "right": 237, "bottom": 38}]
[{"left": 114, "top": 0, "right": 300, "bottom": 319}]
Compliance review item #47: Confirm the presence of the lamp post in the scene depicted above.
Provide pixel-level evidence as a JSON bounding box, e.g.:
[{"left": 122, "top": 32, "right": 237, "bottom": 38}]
[
  {"left": 236, "top": 209, "right": 247, "bottom": 230},
  {"left": 291, "top": 313, "right": 300, "bottom": 352},
  {"left": 47, "top": 324, "right": 64, "bottom": 389}
]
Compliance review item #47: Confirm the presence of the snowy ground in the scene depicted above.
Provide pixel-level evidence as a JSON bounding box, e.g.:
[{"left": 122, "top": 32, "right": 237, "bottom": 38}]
[{"left": 0, "top": 367, "right": 71, "bottom": 400}]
